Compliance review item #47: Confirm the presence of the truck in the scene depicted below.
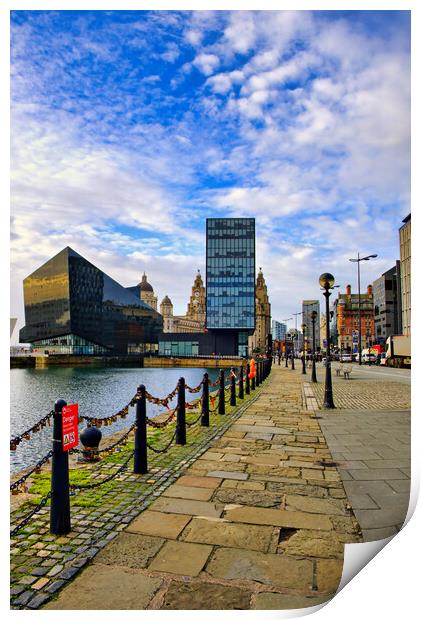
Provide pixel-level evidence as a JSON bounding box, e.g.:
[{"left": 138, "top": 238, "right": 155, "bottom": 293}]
[
  {"left": 385, "top": 335, "right": 411, "bottom": 368},
  {"left": 361, "top": 348, "right": 378, "bottom": 364}
]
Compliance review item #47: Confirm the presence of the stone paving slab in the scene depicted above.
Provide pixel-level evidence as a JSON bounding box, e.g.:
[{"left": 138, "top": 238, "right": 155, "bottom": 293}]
[
  {"left": 206, "top": 546, "right": 314, "bottom": 589},
  {"left": 182, "top": 517, "right": 274, "bottom": 552},
  {"left": 126, "top": 512, "right": 191, "bottom": 539},
  {"left": 225, "top": 505, "right": 333, "bottom": 530},
  {"left": 162, "top": 484, "right": 215, "bottom": 501},
  {"left": 45, "top": 564, "right": 163, "bottom": 609},
  {"left": 149, "top": 540, "right": 213, "bottom": 576}
]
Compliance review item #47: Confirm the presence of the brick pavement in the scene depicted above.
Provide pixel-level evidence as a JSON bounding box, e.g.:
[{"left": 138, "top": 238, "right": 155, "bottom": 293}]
[
  {"left": 43, "top": 367, "right": 361, "bottom": 610},
  {"left": 303, "top": 368, "right": 411, "bottom": 542}
]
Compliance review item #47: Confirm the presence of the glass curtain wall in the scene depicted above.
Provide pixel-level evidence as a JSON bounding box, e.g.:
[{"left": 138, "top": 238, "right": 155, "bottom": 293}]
[{"left": 206, "top": 218, "right": 255, "bottom": 330}]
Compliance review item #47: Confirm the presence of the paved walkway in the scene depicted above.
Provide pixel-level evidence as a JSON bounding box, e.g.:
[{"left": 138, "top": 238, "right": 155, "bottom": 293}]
[
  {"left": 304, "top": 367, "right": 411, "bottom": 542},
  {"left": 317, "top": 409, "right": 410, "bottom": 541},
  {"left": 44, "top": 367, "right": 360, "bottom": 610}
]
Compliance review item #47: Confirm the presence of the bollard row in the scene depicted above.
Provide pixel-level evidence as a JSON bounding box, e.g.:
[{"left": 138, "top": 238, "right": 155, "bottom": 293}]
[{"left": 11, "top": 358, "right": 272, "bottom": 537}]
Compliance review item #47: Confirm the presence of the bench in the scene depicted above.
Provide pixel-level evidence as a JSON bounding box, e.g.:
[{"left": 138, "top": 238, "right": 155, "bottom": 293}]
[{"left": 343, "top": 365, "right": 353, "bottom": 379}]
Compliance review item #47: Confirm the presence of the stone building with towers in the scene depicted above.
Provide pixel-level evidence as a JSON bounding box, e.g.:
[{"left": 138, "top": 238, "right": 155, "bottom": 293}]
[
  {"left": 126, "top": 273, "right": 158, "bottom": 311},
  {"left": 160, "top": 270, "right": 206, "bottom": 333},
  {"left": 248, "top": 268, "right": 271, "bottom": 354}
]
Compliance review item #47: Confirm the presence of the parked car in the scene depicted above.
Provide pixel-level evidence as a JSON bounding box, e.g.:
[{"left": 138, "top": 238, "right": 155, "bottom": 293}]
[{"left": 340, "top": 354, "right": 352, "bottom": 363}]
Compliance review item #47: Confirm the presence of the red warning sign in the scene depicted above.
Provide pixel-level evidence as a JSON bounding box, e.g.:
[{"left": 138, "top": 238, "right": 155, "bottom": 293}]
[{"left": 62, "top": 404, "right": 79, "bottom": 451}]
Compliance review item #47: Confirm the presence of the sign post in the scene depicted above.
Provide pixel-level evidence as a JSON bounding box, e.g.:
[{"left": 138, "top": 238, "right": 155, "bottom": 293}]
[{"left": 61, "top": 404, "right": 79, "bottom": 451}]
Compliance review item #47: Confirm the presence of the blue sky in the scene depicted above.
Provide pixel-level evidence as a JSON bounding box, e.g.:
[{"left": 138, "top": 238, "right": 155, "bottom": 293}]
[{"left": 10, "top": 9, "right": 411, "bottom": 337}]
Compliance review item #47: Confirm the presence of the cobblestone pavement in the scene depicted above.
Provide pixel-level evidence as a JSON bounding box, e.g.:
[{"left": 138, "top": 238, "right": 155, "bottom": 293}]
[
  {"left": 309, "top": 370, "right": 410, "bottom": 410},
  {"left": 303, "top": 367, "right": 410, "bottom": 542},
  {"left": 44, "top": 367, "right": 361, "bottom": 611},
  {"left": 10, "top": 386, "right": 262, "bottom": 610}
]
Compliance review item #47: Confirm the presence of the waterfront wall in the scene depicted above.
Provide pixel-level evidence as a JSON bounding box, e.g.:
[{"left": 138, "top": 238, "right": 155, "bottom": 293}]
[
  {"left": 144, "top": 357, "right": 246, "bottom": 368},
  {"left": 10, "top": 355, "right": 246, "bottom": 369}
]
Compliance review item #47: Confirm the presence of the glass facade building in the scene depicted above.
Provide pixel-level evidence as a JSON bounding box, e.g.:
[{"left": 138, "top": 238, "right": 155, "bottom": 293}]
[
  {"left": 20, "top": 247, "right": 163, "bottom": 354},
  {"left": 302, "top": 300, "right": 320, "bottom": 352},
  {"left": 206, "top": 218, "right": 255, "bottom": 330}
]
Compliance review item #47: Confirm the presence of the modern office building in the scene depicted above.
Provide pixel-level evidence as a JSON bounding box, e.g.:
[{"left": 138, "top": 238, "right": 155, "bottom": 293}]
[
  {"left": 206, "top": 217, "right": 255, "bottom": 356},
  {"left": 373, "top": 263, "right": 402, "bottom": 343},
  {"left": 19, "top": 247, "right": 163, "bottom": 355},
  {"left": 399, "top": 214, "right": 411, "bottom": 335},
  {"left": 271, "top": 320, "right": 287, "bottom": 341},
  {"left": 302, "top": 300, "right": 320, "bottom": 352}
]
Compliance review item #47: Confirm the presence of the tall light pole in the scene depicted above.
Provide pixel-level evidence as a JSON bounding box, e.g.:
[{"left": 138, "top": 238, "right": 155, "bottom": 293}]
[
  {"left": 293, "top": 311, "right": 303, "bottom": 358},
  {"left": 349, "top": 253, "right": 378, "bottom": 365},
  {"left": 282, "top": 318, "right": 292, "bottom": 366},
  {"left": 301, "top": 323, "right": 307, "bottom": 374},
  {"left": 311, "top": 311, "right": 317, "bottom": 383},
  {"left": 290, "top": 332, "right": 296, "bottom": 370},
  {"left": 319, "top": 273, "right": 337, "bottom": 409}
]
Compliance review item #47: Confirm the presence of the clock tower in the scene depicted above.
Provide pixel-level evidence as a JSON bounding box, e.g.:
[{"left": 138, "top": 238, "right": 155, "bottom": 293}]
[{"left": 186, "top": 270, "right": 206, "bottom": 324}]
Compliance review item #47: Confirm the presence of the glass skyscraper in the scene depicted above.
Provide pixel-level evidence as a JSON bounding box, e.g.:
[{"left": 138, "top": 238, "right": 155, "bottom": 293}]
[{"left": 206, "top": 218, "right": 255, "bottom": 346}]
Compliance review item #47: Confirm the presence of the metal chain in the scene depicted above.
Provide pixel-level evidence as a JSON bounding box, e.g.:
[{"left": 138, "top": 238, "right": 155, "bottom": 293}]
[
  {"left": 147, "top": 428, "right": 177, "bottom": 453},
  {"left": 80, "top": 401, "right": 133, "bottom": 427},
  {"left": 10, "top": 492, "right": 52, "bottom": 536},
  {"left": 185, "top": 411, "right": 203, "bottom": 427},
  {"left": 145, "top": 384, "right": 179, "bottom": 406},
  {"left": 69, "top": 451, "right": 135, "bottom": 491},
  {"left": 185, "top": 379, "right": 203, "bottom": 393},
  {"left": 146, "top": 408, "right": 177, "bottom": 429},
  {"left": 10, "top": 411, "right": 54, "bottom": 451},
  {"left": 10, "top": 450, "right": 54, "bottom": 492}
]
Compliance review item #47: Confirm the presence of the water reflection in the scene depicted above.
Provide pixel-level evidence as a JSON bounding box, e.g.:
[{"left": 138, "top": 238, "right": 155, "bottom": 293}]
[{"left": 10, "top": 366, "right": 220, "bottom": 474}]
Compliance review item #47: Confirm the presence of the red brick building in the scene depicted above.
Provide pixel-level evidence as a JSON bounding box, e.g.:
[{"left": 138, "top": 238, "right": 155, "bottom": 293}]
[{"left": 335, "top": 284, "right": 375, "bottom": 352}]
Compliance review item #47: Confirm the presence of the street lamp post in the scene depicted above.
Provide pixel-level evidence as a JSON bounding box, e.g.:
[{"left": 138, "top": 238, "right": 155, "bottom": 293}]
[
  {"left": 282, "top": 318, "right": 292, "bottom": 367},
  {"left": 310, "top": 311, "right": 317, "bottom": 383},
  {"left": 290, "top": 333, "right": 295, "bottom": 370},
  {"left": 349, "top": 253, "right": 377, "bottom": 365},
  {"left": 301, "top": 323, "right": 307, "bottom": 375},
  {"left": 319, "top": 273, "right": 336, "bottom": 409}
]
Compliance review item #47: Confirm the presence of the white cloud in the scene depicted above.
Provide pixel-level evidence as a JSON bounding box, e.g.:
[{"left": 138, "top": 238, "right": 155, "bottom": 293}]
[
  {"left": 223, "top": 12, "right": 257, "bottom": 55},
  {"left": 192, "top": 53, "right": 220, "bottom": 76}
]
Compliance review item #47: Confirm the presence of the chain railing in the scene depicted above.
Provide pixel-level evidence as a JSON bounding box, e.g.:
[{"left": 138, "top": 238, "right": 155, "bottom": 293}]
[
  {"left": 10, "top": 411, "right": 54, "bottom": 451},
  {"left": 10, "top": 358, "right": 272, "bottom": 537},
  {"left": 10, "top": 450, "right": 54, "bottom": 493}
]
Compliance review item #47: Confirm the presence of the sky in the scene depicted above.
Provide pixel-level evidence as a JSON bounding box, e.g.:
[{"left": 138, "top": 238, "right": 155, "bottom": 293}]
[{"left": 9, "top": 8, "right": 411, "bottom": 341}]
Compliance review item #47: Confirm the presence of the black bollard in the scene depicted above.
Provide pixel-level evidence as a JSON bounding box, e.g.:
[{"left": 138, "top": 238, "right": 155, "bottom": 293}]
[
  {"left": 218, "top": 370, "right": 225, "bottom": 415},
  {"left": 134, "top": 385, "right": 148, "bottom": 474},
  {"left": 80, "top": 426, "right": 102, "bottom": 462},
  {"left": 176, "top": 377, "right": 186, "bottom": 445},
  {"left": 50, "top": 399, "right": 71, "bottom": 535},
  {"left": 245, "top": 363, "right": 250, "bottom": 395},
  {"left": 256, "top": 361, "right": 261, "bottom": 387},
  {"left": 238, "top": 366, "right": 244, "bottom": 399},
  {"left": 201, "top": 373, "right": 210, "bottom": 427},
  {"left": 230, "top": 368, "right": 236, "bottom": 407}
]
